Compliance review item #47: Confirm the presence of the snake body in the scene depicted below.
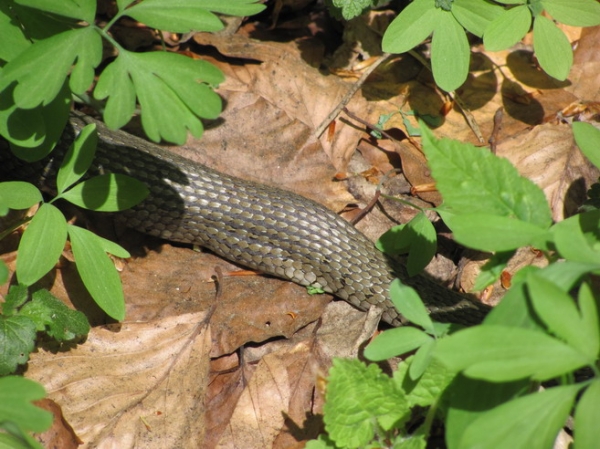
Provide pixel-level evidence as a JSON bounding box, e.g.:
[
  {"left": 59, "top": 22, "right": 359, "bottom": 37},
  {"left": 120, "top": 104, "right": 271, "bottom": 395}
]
[{"left": 0, "top": 114, "right": 491, "bottom": 326}]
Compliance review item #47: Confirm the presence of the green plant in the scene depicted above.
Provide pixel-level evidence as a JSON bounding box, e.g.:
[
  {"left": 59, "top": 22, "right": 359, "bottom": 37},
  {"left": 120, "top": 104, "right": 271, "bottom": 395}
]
[
  {"left": 0, "top": 0, "right": 265, "bottom": 444},
  {"left": 0, "top": 376, "right": 52, "bottom": 449},
  {"left": 0, "top": 0, "right": 264, "bottom": 151},
  {"left": 329, "top": 0, "right": 600, "bottom": 91},
  {"left": 309, "top": 121, "right": 600, "bottom": 449}
]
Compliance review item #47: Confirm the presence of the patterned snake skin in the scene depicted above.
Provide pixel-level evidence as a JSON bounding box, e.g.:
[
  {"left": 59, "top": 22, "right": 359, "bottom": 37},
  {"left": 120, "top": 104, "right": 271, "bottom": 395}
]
[{"left": 0, "top": 114, "right": 491, "bottom": 326}]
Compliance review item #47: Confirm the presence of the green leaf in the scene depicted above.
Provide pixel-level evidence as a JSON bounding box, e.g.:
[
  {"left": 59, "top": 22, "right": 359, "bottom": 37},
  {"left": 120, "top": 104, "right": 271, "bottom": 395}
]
[
  {"left": 446, "top": 213, "right": 551, "bottom": 251},
  {"left": 323, "top": 359, "right": 408, "bottom": 447},
  {"left": 377, "top": 212, "right": 437, "bottom": 276},
  {"left": 364, "top": 326, "right": 433, "bottom": 361},
  {"left": 407, "top": 213, "right": 437, "bottom": 276},
  {"left": 1, "top": 80, "right": 71, "bottom": 155},
  {"left": 577, "top": 282, "right": 600, "bottom": 360},
  {"left": 540, "top": 0, "right": 600, "bottom": 26},
  {"left": 445, "top": 375, "right": 529, "bottom": 449},
  {"left": 394, "top": 356, "right": 455, "bottom": 408},
  {"left": 409, "top": 338, "right": 436, "bottom": 380},
  {"left": 473, "top": 250, "right": 514, "bottom": 291},
  {"left": 56, "top": 123, "right": 98, "bottom": 193},
  {"left": 0, "top": 27, "right": 102, "bottom": 108},
  {"left": 575, "top": 380, "right": 600, "bottom": 448},
  {"left": 431, "top": 9, "right": 470, "bottom": 91},
  {"left": 16, "top": 203, "right": 68, "bottom": 286},
  {"left": 483, "top": 5, "right": 531, "bottom": 51},
  {"left": 185, "top": 0, "right": 266, "bottom": 16},
  {"left": 330, "top": 0, "right": 372, "bottom": 20},
  {"left": 421, "top": 124, "right": 552, "bottom": 228},
  {"left": 460, "top": 384, "right": 581, "bottom": 449},
  {"left": 526, "top": 274, "right": 593, "bottom": 357},
  {"left": 95, "top": 51, "right": 224, "bottom": 143},
  {"left": 92, "top": 235, "right": 131, "bottom": 259},
  {"left": 68, "top": 225, "right": 126, "bottom": 320},
  {"left": 389, "top": 279, "right": 434, "bottom": 332},
  {"left": 1, "top": 284, "right": 30, "bottom": 317},
  {"left": 0, "top": 315, "right": 36, "bottom": 375},
  {"left": 552, "top": 210, "right": 600, "bottom": 264},
  {"left": 0, "top": 182, "right": 42, "bottom": 210},
  {"left": 573, "top": 121, "right": 600, "bottom": 170},
  {"left": 15, "top": 0, "right": 96, "bottom": 23},
  {"left": 435, "top": 325, "right": 590, "bottom": 381},
  {"left": 0, "top": 376, "right": 52, "bottom": 432},
  {"left": 60, "top": 173, "right": 149, "bottom": 212},
  {"left": 382, "top": 0, "right": 437, "bottom": 54},
  {"left": 0, "top": 4, "right": 32, "bottom": 63},
  {"left": 533, "top": 15, "right": 572, "bottom": 81},
  {"left": 19, "top": 289, "right": 90, "bottom": 340},
  {"left": 451, "top": 0, "right": 503, "bottom": 37},
  {"left": 124, "top": 0, "right": 223, "bottom": 33}
]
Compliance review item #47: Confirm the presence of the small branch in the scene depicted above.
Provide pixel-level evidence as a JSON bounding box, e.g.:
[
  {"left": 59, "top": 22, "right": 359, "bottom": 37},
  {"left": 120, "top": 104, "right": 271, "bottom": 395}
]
[{"left": 314, "top": 53, "right": 391, "bottom": 139}]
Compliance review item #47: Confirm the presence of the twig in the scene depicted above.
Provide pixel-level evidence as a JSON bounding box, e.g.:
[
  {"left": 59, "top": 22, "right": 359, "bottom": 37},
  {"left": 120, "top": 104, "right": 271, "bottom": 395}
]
[{"left": 314, "top": 53, "right": 391, "bottom": 139}]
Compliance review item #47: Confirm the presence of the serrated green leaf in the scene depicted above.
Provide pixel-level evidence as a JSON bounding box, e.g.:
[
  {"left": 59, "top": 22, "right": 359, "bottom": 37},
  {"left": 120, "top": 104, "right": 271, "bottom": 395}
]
[
  {"left": 526, "top": 274, "right": 593, "bottom": 357},
  {"left": 435, "top": 325, "right": 589, "bottom": 381},
  {"left": 483, "top": 5, "right": 531, "bottom": 51},
  {"left": 365, "top": 326, "right": 433, "bottom": 361},
  {"left": 431, "top": 9, "right": 470, "bottom": 91},
  {"left": 15, "top": 0, "right": 96, "bottom": 23},
  {"left": 494, "top": 0, "right": 526, "bottom": 3},
  {"left": 95, "top": 51, "right": 224, "bottom": 143},
  {"left": 16, "top": 203, "right": 67, "bottom": 286},
  {"left": 552, "top": 210, "right": 600, "bottom": 264},
  {"left": 331, "top": 0, "right": 372, "bottom": 20},
  {"left": 0, "top": 316, "right": 36, "bottom": 375},
  {"left": 541, "top": 0, "right": 600, "bottom": 27},
  {"left": 389, "top": 279, "right": 434, "bottom": 332},
  {"left": 533, "top": 15, "right": 572, "bottom": 81},
  {"left": 451, "top": 0, "right": 503, "bottom": 37},
  {"left": 382, "top": 0, "right": 437, "bottom": 54},
  {"left": 0, "top": 182, "right": 42, "bottom": 210},
  {"left": 0, "top": 376, "right": 52, "bottom": 432},
  {"left": 575, "top": 380, "right": 600, "bottom": 449},
  {"left": 20, "top": 289, "right": 90, "bottom": 340},
  {"left": 93, "top": 56, "right": 136, "bottom": 130},
  {"left": 57, "top": 123, "right": 97, "bottom": 193},
  {"left": 421, "top": 124, "right": 552, "bottom": 228},
  {"left": 2, "top": 284, "right": 30, "bottom": 317},
  {"left": 324, "top": 359, "right": 408, "bottom": 447},
  {"left": 394, "top": 356, "right": 455, "bottom": 408},
  {"left": 445, "top": 213, "right": 550, "bottom": 251},
  {"left": 68, "top": 225, "right": 125, "bottom": 320},
  {"left": 0, "top": 27, "right": 101, "bottom": 108},
  {"left": 60, "top": 173, "right": 149, "bottom": 212},
  {"left": 461, "top": 384, "right": 581, "bottom": 449},
  {"left": 573, "top": 122, "right": 600, "bottom": 170}
]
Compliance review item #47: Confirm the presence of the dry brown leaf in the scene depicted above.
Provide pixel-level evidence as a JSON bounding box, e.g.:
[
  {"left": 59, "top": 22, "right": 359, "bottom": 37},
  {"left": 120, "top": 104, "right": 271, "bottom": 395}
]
[
  {"left": 496, "top": 122, "right": 598, "bottom": 221},
  {"left": 27, "top": 313, "right": 211, "bottom": 449}
]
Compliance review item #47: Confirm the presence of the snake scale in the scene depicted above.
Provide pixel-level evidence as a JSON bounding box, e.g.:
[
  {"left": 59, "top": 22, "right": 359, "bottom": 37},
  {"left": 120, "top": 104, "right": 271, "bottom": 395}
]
[{"left": 0, "top": 114, "right": 491, "bottom": 326}]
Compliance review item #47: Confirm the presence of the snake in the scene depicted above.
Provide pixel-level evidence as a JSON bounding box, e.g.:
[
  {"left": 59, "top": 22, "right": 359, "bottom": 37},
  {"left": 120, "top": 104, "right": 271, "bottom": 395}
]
[{"left": 0, "top": 113, "right": 491, "bottom": 326}]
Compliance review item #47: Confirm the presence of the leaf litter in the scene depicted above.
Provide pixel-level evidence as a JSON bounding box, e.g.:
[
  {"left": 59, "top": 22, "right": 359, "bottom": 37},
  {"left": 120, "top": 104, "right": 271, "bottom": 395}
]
[{"left": 4, "top": 4, "right": 599, "bottom": 448}]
